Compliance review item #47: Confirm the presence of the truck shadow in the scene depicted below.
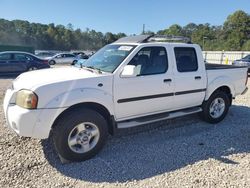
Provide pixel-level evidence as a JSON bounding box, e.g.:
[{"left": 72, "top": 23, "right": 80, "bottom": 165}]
[
  {"left": 0, "top": 75, "right": 19, "bottom": 79},
  {"left": 41, "top": 105, "right": 250, "bottom": 183}
]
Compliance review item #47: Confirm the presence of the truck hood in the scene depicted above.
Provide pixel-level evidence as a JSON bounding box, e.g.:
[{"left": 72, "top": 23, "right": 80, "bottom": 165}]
[{"left": 13, "top": 67, "right": 102, "bottom": 90}]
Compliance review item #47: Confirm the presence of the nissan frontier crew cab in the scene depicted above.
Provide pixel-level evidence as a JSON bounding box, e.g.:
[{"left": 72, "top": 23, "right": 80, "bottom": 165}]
[{"left": 3, "top": 35, "right": 248, "bottom": 162}]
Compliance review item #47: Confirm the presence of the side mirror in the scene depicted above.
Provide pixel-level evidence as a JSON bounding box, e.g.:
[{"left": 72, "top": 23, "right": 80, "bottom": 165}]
[{"left": 120, "top": 65, "right": 137, "bottom": 78}]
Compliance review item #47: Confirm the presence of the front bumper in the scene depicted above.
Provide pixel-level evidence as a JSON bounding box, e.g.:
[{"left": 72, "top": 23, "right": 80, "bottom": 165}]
[{"left": 3, "top": 89, "right": 66, "bottom": 139}]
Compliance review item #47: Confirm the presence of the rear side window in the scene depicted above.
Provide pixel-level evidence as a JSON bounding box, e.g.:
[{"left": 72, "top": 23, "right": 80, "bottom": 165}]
[
  {"left": 128, "top": 46, "right": 168, "bottom": 76},
  {"left": 0, "top": 53, "right": 11, "bottom": 61},
  {"left": 174, "top": 47, "right": 198, "bottom": 72},
  {"left": 14, "top": 54, "right": 32, "bottom": 61}
]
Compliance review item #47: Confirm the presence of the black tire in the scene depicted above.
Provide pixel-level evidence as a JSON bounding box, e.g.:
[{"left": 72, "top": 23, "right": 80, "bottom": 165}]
[
  {"left": 52, "top": 108, "right": 108, "bottom": 162},
  {"left": 49, "top": 60, "right": 56, "bottom": 65},
  {"left": 72, "top": 60, "right": 77, "bottom": 65},
  {"left": 200, "top": 91, "right": 230, "bottom": 124},
  {"left": 28, "top": 66, "right": 38, "bottom": 71}
]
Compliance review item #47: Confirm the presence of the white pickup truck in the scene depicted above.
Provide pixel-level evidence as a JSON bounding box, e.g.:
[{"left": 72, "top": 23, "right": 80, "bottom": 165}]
[{"left": 3, "top": 35, "right": 248, "bottom": 162}]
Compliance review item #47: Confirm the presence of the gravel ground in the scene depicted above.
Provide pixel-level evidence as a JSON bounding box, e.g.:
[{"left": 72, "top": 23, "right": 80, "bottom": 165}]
[{"left": 0, "top": 78, "right": 250, "bottom": 188}]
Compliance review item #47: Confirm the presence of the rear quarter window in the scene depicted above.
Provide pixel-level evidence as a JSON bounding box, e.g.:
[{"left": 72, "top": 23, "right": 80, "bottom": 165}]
[{"left": 174, "top": 47, "right": 198, "bottom": 72}]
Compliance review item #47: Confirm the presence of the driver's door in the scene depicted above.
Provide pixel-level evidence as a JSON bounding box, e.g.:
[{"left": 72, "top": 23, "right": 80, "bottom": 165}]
[{"left": 113, "top": 46, "right": 175, "bottom": 121}]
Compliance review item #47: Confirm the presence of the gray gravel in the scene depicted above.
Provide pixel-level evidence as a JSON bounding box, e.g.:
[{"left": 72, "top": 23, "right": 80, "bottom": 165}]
[{"left": 0, "top": 78, "right": 250, "bottom": 188}]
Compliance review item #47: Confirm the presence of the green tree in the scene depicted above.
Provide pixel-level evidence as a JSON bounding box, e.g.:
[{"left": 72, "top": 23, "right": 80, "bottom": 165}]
[
  {"left": 223, "top": 10, "right": 250, "bottom": 50},
  {"left": 164, "top": 24, "right": 183, "bottom": 36}
]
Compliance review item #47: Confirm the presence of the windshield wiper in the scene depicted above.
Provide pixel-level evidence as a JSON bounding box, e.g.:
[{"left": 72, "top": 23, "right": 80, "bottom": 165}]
[
  {"left": 80, "top": 65, "right": 94, "bottom": 73},
  {"left": 86, "top": 66, "right": 103, "bottom": 74}
]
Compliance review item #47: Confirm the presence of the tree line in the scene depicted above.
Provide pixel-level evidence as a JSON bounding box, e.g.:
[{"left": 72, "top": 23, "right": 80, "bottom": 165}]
[{"left": 0, "top": 10, "right": 249, "bottom": 51}]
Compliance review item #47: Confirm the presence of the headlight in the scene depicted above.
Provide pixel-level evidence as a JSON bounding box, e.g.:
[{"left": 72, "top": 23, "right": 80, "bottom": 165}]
[{"left": 16, "top": 90, "right": 38, "bottom": 109}]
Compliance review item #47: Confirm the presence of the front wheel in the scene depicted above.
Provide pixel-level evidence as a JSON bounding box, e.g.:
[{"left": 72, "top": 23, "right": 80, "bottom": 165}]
[
  {"left": 52, "top": 108, "right": 108, "bottom": 162},
  {"left": 28, "top": 66, "right": 37, "bottom": 71},
  {"left": 72, "top": 60, "right": 77, "bottom": 65},
  {"left": 200, "top": 91, "right": 230, "bottom": 124}
]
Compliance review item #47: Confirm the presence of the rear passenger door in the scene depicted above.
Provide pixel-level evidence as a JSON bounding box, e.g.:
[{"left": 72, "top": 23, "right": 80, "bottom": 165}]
[
  {"left": 65, "top": 54, "right": 75, "bottom": 64},
  {"left": 10, "top": 53, "right": 29, "bottom": 72},
  {"left": 173, "top": 47, "right": 206, "bottom": 109}
]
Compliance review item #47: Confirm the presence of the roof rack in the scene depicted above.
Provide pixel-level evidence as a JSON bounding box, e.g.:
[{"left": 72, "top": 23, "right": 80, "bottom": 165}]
[
  {"left": 147, "top": 35, "right": 191, "bottom": 43},
  {"left": 113, "top": 35, "right": 153, "bottom": 44},
  {"left": 113, "top": 34, "right": 191, "bottom": 44}
]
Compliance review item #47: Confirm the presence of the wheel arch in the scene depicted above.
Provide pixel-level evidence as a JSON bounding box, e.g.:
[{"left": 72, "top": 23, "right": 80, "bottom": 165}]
[
  {"left": 205, "top": 85, "right": 233, "bottom": 105},
  {"left": 51, "top": 102, "right": 116, "bottom": 135},
  {"left": 205, "top": 76, "right": 235, "bottom": 101}
]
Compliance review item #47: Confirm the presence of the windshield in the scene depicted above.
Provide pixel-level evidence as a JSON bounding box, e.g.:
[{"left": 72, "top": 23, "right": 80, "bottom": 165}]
[
  {"left": 80, "top": 44, "right": 135, "bottom": 73},
  {"left": 242, "top": 55, "right": 250, "bottom": 60}
]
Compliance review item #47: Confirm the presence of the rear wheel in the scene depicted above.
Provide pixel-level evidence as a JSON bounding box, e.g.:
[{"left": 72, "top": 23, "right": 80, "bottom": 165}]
[
  {"left": 52, "top": 108, "right": 108, "bottom": 162},
  {"left": 49, "top": 60, "right": 56, "bottom": 65},
  {"left": 200, "top": 91, "right": 230, "bottom": 123}
]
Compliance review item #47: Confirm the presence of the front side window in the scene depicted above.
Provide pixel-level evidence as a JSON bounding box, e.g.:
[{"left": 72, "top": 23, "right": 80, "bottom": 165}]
[
  {"left": 80, "top": 44, "right": 135, "bottom": 73},
  {"left": 174, "top": 47, "right": 198, "bottom": 72},
  {"left": 128, "top": 46, "right": 168, "bottom": 76}
]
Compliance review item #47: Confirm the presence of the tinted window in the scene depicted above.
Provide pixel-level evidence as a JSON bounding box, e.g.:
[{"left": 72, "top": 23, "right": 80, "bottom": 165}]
[
  {"left": 65, "top": 54, "right": 75, "bottom": 58},
  {"left": 242, "top": 55, "right": 250, "bottom": 60},
  {"left": 14, "top": 54, "right": 32, "bottom": 61},
  {"left": 128, "top": 47, "right": 168, "bottom": 76},
  {"left": 174, "top": 47, "right": 198, "bottom": 72},
  {"left": 0, "top": 53, "right": 11, "bottom": 61}
]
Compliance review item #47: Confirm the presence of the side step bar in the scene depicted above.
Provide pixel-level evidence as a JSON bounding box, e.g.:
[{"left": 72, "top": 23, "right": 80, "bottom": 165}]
[{"left": 117, "top": 107, "right": 202, "bottom": 129}]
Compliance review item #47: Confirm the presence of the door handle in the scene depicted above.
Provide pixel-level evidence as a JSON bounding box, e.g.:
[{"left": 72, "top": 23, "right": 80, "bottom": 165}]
[
  {"left": 195, "top": 76, "right": 201, "bottom": 80},
  {"left": 163, "top": 79, "right": 172, "bottom": 83}
]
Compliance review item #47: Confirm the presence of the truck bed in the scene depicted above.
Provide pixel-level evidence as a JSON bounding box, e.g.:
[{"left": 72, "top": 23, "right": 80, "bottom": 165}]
[
  {"left": 205, "top": 63, "right": 247, "bottom": 97},
  {"left": 205, "top": 63, "right": 245, "bottom": 70}
]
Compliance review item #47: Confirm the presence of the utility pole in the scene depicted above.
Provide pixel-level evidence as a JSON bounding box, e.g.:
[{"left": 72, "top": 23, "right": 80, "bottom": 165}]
[
  {"left": 142, "top": 24, "right": 145, "bottom": 34},
  {"left": 203, "top": 36, "right": 208, "bottom": 50}
]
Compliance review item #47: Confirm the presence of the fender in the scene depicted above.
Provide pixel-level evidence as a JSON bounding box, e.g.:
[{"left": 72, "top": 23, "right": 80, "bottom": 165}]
[
  {"left": 205, "top": 76, "right": 235, "bottom": 100},
  {"left": 31, "top": 88, "right": 114, "bottom": 139},
  {"left": 43, "top": 87, "right": 114, "bottom": 115}
]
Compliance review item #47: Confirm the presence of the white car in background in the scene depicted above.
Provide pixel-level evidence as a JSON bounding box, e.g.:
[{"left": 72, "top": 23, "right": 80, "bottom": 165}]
[
  {"left": 36, "top": 51, "right": 56, "bottom": 59},
  {"left": 232, "top": 54, "right": 250, "bottom": 72},
  {"left": 48, "top": 53, "right": 78, "bottom": 65}
]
